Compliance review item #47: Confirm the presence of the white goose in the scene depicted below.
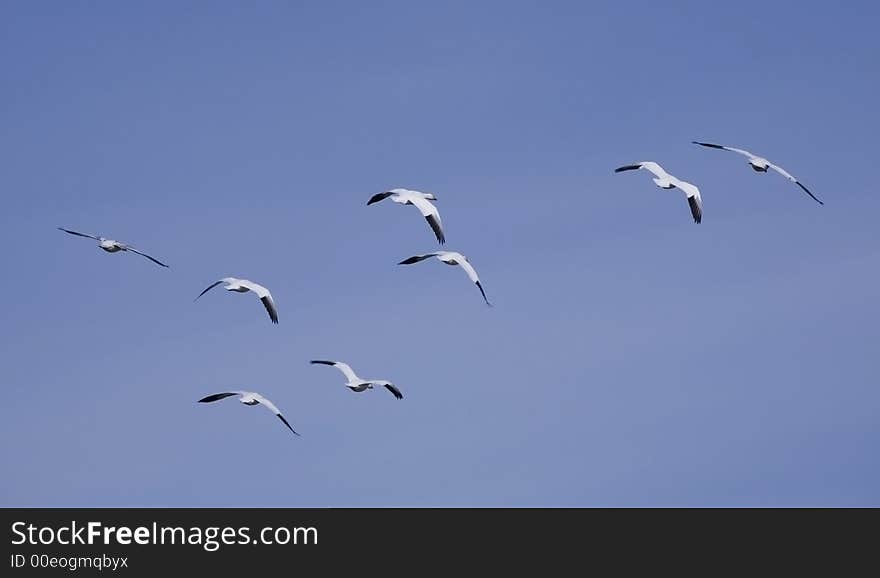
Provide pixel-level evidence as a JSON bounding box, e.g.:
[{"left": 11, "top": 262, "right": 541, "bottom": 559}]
[
  {"left": 614, "top": 162, "right": 703, "bottom": 223},
  {"left": 58, "top": 227, "right": 169, "bottom": 267},
  {"left": 398, "top": 251, "right": 492, "bottom": 306},
  {"left": 367, "top": 188, "right": 445, "bottom": 244},
  {"left": 310, "top": 360, "right": 403, "bottom": 399},
  {"left": 692, "top": 141, "right": 823, "bottom": 205},
  {"left": 198, "top": 391, "right": 299, "bottom": 435},
  {"left": 195, "top": 277, "right": 279, "bottom": 324}
]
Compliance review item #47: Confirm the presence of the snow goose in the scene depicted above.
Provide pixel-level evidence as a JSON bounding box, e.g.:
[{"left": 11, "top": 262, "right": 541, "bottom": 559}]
[
  {"left": 614, "top": 162, "right": 703, "bottom": 223},
  {"left": 309, "top": 360, "right": 403, "bottom": 399},
  {"left": 58, "top": 227, "right": 169, "bottom": 267},
  {"left": 398, "top": 251, "right": 492, "bottom": 306},
  {"left": 195, "top": 277, "right": 279, "bottom": 324},
  {"left": 367, "top": 188, "right": 445, "bottom": 244},
  {"left": 692, "top": 141, "right": 823, "bottom": 205},
  {"left": 198, "top": 391, "right": 300, "bottom": 435}
]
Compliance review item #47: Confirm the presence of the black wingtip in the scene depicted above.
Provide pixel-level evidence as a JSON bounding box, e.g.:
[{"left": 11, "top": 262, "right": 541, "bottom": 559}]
[
  {"left": 398, "top": 256, "right": 420, "bottom": 265},
  {"left": 198, "top": 392, "right": 238, "bottom": 403},
  {"left": 692, "top": 141, "right": 724, "bottom": 149},
  {"left": 260, "top": 296, "right": 279, "bottom": 324},
  {"left": 614, "top": 164, "right": 640, "bottom": 173},
  {"left": 310, "top": 360, "right": 334, "bottom": 366},
  {"left": 384, "top": 384, "right": 404, "bottom": 400},
  {"left": 367, "top": 191, "right": 392, "bottom": 205},
  {"left": 425, "top": 215, "right": 445, "bottom": 245},
  {"left": 277, "top": 414, "right": 301, "bottom": 436},
  {"left": 475, "top": 281, "right": 492, "bottom": 307},
  {"left": 796, "top": 182, "right": 824, "bottom": 205},
  {"left": 687, "top": 196, "right": 702, "bottom": 224}
]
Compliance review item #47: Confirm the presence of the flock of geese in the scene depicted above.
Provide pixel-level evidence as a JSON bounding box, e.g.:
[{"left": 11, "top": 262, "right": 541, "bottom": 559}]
[
  {"left": 615, "top": 142, "right": 822, "bottom": 224},
  {"left": 57, "top": 140, "right": 822, "bottom": 437}
]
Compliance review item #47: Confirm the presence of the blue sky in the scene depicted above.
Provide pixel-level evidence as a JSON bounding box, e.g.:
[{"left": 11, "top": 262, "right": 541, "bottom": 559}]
[{"left": 1, "top": 1, "right": 877, "bottom": 506}]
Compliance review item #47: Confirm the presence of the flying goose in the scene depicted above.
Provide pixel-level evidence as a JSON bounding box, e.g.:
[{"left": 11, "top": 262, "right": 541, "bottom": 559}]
[
  {"left": 195, "top": 277, "right": 279, "bottom": 324},
  {"left": 198, "top": 391, "right": 299, "bottom": 435},
  {"left": 614, "top": 162, "right": 703, "bottom": 223},
  {"left": 309, "top": 360, "right": 403, "bottom": 399},
  {"left": 398, "top": 251, "right": 492, "bottom": 306},
  {"left": 57, "top": 227, "right": 169, "bottom": 267},
  {"left": 367, "top": 188, "right": 445, "bottom": 244},
  {"left": 692, "top": 141, "right": 823, "bottom": 205}
]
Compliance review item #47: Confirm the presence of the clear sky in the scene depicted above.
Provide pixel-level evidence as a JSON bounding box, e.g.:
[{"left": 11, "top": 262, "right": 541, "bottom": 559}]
[{"left": 1, "top": 1, "right": 877, "bottom": 507}]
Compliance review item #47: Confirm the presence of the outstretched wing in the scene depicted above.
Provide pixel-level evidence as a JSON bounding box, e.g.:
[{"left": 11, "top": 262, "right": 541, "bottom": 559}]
[
  {"left": 274, "top": 413, "right": 300, "bottom": 435},
  {"left": 639, "top": 161, "right": 672, "bottom": 180},
  {"left": 253, "top": 394, "right": 300, "bottom": 436},
  {"left": 382, "top": 382, "right": 403, "bottom": 400},
  {"left": 58, "top": 227, "right": 100, "bottom": 240},
  {"left": 768, "top": 163, "right": 824, "bottom": 205},
  {"left": 198, "top": 392, "right": 240, "bottom": 403},
  {"left": 671, "top": 179, "right": 703, "bottom": 224},
  {"left": 123, "top": 246, "right": 170, "bottom": 268},
  {"left": 367, "top": 191, "right": 395, "bottom": 205},
  {"left": 195, "top": 280, "right": 224, "bottom": 301},
  {"left": 615, "top": 162, "right": 670, "bottom": 180},
  {"left": 260, "top": 295, "right": 279, "bottom": 324},
  {"left": 398, "top": 253, "right": 439, "bottom": 265},
  {"left": 676, "top": 185, "right": 703, "bottom": 225},
  {"left": 458, "top": 259, "right": 492, "bottom": 306},
  {"left": 230, "top": 280, "right": 279, "bottom": 323},
  {"left": 692, "top": 141, "right": 756, "bottom": 159},
  {"left": 457, "top": 258, "right": 480, "bottom": 284},
  {"left": 310, "top": 360, "right": 359, "bottom": 382},
  {"left": 410, "top": 196, "right": 445, "bottom": 244},
  {"left": 237, "top": 279, "right": 270, "bottom": 298},
  {"left": 793, "top": 181, "right": 823, "bottom": 205},
  {"left": 687, "top": 194, "right": 703, "bottom": 224}
]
